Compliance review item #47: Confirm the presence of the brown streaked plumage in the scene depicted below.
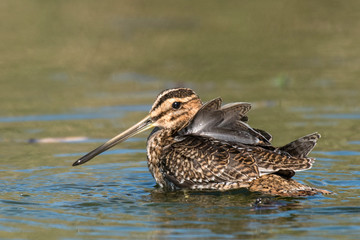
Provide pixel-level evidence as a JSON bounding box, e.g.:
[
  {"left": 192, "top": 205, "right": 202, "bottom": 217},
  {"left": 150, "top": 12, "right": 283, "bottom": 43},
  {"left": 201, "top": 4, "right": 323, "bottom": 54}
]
[{"left": 72, "top": 88, "right": 331, "bottom": 197}]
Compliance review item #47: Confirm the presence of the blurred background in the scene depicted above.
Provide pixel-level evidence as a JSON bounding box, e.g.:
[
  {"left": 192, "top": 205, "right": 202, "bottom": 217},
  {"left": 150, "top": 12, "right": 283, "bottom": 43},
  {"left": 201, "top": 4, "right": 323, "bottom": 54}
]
[
  {"left": 1, "top": 1, "right": 360, "bottom": 239},
  {"left": 1, "top": 0, "right": 359, "bottom": 144}
]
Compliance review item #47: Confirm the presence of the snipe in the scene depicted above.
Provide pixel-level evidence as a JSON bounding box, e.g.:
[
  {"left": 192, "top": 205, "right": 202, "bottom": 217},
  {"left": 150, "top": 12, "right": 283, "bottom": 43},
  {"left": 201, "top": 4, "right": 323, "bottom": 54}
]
[{"left": 73, "top": 88, "right": 331, "bottom": 197}]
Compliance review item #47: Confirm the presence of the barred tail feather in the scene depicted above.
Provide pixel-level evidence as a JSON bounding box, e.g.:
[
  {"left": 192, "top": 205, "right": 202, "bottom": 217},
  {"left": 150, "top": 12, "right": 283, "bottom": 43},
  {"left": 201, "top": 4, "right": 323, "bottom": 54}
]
[
  {"left": 278, "top": 132, "right": 321, "bottom": 158},
  {"left": 255, "top": 150, "right": 314, "bottom": 176}
]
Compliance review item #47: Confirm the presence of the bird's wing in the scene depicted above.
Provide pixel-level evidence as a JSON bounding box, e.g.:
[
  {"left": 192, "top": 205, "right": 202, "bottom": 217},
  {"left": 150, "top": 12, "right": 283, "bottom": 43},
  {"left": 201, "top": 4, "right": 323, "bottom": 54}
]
[
  {"left": 162, "top": 135, "right": 260, "bottom": 190},
  {"left": 247, "top": 146, "right": 314, "bottom": 176},
  {"left": 162, "top": 135, "right": 315, "bottom": 190},
  {"left": 180, "top": 98, "right": 272, "bottom": 146}
]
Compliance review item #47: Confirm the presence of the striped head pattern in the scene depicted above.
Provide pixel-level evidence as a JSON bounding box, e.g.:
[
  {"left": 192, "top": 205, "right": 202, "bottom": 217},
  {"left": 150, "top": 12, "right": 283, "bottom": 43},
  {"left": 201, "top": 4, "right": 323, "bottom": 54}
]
[{"left": 150, "top": 88, "right": 202, "bottom": 130}]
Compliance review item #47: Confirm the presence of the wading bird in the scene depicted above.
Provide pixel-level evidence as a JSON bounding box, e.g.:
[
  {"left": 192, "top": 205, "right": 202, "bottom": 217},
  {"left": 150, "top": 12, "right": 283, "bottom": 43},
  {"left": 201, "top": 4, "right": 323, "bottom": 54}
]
[{"left": 73, "top": 88, "right": 331, "bottom": 197}]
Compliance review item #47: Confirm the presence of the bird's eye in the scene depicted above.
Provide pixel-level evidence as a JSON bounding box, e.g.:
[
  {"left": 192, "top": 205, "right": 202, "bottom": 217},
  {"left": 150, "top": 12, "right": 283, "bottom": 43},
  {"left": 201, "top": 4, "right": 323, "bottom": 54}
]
[{"left": 172, "top": 101, "right": 181, "bottom": 109}]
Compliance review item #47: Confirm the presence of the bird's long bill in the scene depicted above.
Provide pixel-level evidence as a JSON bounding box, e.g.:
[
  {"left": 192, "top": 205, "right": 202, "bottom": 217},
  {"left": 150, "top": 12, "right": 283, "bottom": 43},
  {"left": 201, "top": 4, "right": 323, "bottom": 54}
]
[{"left": 72, "top": 115, "right": 154, "bottom": 166}]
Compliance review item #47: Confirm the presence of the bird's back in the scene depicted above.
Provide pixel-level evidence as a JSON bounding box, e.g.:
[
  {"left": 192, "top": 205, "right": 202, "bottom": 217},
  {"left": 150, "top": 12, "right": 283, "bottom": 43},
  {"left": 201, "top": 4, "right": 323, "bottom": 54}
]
[{"left": 147, "top": 131, "right": 315, "bottom": 192}]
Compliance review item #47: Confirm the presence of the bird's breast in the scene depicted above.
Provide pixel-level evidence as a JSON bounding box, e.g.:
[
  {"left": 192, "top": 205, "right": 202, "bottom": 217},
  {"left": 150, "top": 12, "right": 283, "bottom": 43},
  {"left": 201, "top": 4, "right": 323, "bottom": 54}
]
[{"left": 146, "top": 129, "right": 177, "bottom": 189}]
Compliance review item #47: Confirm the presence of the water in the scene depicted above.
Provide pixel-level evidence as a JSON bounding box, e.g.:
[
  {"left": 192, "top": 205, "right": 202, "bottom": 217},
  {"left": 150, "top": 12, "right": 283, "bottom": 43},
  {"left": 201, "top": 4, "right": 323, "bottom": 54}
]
[{"left": 1, "top": 1, "right": 360, "bottom": 239}]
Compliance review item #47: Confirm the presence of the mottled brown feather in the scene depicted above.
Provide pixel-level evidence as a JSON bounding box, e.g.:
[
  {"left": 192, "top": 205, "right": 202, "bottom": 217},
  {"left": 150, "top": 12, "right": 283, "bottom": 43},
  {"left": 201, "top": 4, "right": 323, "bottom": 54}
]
[{"left": 249, "top": 174, "right": 332, "bottom": 197}]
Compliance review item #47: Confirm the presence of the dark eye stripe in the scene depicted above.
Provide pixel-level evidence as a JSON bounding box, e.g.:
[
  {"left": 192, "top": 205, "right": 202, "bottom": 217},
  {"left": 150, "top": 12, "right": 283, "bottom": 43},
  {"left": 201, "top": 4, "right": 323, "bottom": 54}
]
[
  {"left": 151, "top": 109, "right": 170, "bottom": 122},
  {"left": 151, "top": 96, "right": 197, "bottom": 121}
]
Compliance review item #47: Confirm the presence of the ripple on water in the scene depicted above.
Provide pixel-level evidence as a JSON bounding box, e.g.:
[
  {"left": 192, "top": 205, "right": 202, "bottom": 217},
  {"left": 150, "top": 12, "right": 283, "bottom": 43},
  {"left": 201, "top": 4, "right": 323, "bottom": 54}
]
[
  {"left": 54, "top": 148, "right": 146, "bottom": 158},
  {"left": 314, "top": 150, "right": 360, "bottom": 156},
  {"left": 0, "top": 98, "right": 359, "bottom": 239},
  {"left": 0, "top": 105, "right": 150, "bottom": 123}
]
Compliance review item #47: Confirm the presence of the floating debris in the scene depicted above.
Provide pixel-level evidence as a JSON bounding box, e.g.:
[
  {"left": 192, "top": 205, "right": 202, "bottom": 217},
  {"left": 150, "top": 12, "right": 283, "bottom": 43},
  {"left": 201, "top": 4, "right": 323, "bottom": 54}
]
[{"left": 28, "top": 137, "right": 89, "bottom": 144}]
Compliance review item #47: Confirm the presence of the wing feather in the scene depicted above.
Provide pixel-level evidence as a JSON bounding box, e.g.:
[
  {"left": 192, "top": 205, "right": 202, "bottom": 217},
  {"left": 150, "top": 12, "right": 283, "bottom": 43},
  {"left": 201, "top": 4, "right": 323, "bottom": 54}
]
[
  {"left": 180, "top": 98, "right": 271, "bottom": 146},
  {"left": 161, "top": 135, "right": 260, "bottom": 189}
]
